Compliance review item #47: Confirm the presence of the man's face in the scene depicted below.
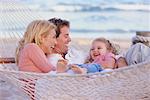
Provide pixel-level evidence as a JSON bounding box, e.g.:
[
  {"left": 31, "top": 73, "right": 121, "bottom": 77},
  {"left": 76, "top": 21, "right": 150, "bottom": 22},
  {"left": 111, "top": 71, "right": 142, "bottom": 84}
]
[{"left": 55, "top": 26, "right": 71, "bottom": 55}]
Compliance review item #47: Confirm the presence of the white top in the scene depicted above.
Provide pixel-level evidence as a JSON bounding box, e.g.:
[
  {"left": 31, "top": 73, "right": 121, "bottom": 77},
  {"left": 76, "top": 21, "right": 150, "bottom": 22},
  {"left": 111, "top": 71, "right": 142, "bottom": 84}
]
[
  {"left": 47, "top": 53, "right": 75, "bottom": 74},
  {"left": 65, "top": 47, "right": 88, "bottom": 64},
  {"left": 47, "top": 54, "right": 64, "bottom": 68}
]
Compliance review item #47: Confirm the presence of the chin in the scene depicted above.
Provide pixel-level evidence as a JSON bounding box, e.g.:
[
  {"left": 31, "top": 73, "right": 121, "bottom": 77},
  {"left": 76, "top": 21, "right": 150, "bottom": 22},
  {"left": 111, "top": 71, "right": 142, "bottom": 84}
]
[
  {"left": 64, "top": 47, "right": 69, "bottom": 52},
  {"left": 63, "top": 50, "right": 68, "bottom": 55},
  {"left": 64, "top": 50, "right": 68, "bottom": 55},
  {"left": 47, "top": 48, "right": 52, "bottom": 54}
]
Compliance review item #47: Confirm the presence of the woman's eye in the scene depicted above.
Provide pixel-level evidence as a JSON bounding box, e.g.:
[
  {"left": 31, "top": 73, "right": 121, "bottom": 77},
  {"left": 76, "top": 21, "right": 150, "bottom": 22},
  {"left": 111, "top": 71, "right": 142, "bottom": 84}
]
[{"left": 97, "top": 47, "right": 101, "bottom": 49}]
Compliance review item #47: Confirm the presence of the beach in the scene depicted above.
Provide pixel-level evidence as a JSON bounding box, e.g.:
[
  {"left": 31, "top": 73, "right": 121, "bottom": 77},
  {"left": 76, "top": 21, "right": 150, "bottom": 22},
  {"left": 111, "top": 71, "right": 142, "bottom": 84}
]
[{"left": 72, "top": 37, "right": 131, "bottom": 50}]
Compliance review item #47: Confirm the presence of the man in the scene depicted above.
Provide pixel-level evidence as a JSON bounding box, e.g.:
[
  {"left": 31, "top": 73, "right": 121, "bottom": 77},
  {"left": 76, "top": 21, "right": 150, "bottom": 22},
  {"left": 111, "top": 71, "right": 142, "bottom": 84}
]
[
  {"left": 48, "top": 18, "right": 86, "bottom": 73},
  {"left": 48, "top": 18, "right": 86, "bottom": 67},
  {"left": 48, "top": 18, "right": 71, "bottom": 58}
]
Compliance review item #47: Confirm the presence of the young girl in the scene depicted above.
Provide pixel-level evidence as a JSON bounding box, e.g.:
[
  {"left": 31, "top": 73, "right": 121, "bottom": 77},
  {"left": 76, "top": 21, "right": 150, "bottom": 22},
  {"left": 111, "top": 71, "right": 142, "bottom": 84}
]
[{"left": 70, "top": 37, "right": 117, "bottom": 74}]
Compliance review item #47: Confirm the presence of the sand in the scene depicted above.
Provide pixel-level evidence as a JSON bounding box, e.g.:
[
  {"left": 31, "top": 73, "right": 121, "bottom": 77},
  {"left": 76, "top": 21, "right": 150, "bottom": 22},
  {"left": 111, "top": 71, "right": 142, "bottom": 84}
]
[{"left": 71, "top": 37, "right": 131, "bottom": 53}]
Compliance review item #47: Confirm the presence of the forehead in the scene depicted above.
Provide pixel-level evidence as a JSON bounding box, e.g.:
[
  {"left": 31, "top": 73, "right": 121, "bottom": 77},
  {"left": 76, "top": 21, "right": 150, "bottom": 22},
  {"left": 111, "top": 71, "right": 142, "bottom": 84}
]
[
  {"left": 60, "top": 26, "right": 70, "bottom": 35},
  {"left": 49, "top": 29, "right": 56, "bottom": 36},
  {"left": 92, "top": 41, "right": 106, "bottom": 47}
]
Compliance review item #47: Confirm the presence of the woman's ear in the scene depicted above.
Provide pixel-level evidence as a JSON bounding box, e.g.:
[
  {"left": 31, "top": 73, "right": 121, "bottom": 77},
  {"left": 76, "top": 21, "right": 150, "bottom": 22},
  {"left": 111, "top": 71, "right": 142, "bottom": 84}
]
[{"left": 38, "top": 35, "right": 44, "bottom": 45}]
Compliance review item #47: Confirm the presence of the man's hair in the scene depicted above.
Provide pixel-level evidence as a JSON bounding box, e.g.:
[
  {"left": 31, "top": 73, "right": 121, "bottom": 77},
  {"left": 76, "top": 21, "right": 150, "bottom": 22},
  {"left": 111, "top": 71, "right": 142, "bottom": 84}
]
[{"left": 48, "top": 18, "right": 70, "bottom": 38}]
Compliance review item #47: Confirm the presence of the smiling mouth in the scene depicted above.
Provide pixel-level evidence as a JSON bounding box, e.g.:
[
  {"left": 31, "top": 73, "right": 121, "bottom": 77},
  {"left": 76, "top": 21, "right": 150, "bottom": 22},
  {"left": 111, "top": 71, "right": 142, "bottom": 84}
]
[
  {"left": 50, "top": 46, "right": 55, "bottom": 49},
  {"left": 93, "top": 54, "right": 100, "bottom": 57}
]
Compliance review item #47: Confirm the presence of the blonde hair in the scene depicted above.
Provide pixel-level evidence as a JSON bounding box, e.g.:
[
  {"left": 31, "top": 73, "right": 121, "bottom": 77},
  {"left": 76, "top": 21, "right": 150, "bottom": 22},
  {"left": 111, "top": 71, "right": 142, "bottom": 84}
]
[
  {"left": 16, "top": 20, "right": 56, "bottom": 64},
  {"left": 85, "top": 37, "right": 119, "bottom": 63}
]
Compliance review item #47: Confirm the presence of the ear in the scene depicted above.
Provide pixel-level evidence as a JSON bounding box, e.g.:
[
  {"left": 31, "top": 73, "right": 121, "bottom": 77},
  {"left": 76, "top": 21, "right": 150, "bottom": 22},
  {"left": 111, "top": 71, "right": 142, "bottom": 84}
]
[{"left": 39, "top": 35, "right": 44, "bottom": 44}]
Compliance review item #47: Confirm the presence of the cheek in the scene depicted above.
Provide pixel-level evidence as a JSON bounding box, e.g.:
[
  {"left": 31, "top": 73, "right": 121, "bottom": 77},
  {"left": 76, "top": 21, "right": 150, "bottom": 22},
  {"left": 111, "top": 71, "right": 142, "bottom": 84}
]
[
  {"left": 62, "top": 37, "right": 67, "bottom": 43},
  {"left": 44, "top": 39, "right": 50, "bottom": 45},
  {"left": 90, "top": 52, "right": 94, "bottom": 57},
  {"left": 100, "top": 49, "right": 106, "bottom": 54},
  {"left": 56, "top": 38, "right": 62, "bottom": 45}
]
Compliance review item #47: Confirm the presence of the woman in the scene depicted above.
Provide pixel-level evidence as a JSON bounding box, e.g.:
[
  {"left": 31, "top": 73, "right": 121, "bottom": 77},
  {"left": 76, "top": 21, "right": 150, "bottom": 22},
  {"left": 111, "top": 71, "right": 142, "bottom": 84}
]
[{"left": 16, "top": 20, "right": 57, "bottom": 73}]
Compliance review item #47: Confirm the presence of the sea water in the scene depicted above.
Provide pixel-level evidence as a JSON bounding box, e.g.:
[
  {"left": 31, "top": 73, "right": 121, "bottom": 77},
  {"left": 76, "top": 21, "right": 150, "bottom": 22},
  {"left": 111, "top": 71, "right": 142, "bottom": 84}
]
[{"left": 25, "top": 0, "right": 150, "bottom": 39}]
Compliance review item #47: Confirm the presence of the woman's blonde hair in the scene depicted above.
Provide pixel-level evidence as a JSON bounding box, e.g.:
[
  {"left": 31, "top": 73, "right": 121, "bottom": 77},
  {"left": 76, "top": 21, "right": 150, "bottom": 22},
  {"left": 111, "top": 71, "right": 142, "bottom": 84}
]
[
  {"left": 16, "top": 20, "right": 56, "bottom": 64},
  {"left": 85, "top": 37, "right": 119, "bottom": 63}
]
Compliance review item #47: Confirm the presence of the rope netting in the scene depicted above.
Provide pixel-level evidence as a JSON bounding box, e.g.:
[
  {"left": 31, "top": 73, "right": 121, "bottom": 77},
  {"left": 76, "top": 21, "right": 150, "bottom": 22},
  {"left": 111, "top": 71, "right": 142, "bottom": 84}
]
[
  {"left": 0, "top": 61, "right": 150, "bottom": 100},
  {"left": 0, "top": 0, "right": 41, "bottom": 59}
]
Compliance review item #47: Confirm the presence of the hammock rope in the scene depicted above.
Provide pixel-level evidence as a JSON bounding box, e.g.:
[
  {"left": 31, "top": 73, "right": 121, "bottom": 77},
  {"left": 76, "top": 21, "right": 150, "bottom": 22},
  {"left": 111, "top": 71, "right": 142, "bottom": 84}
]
[
  {"left": 0, "top": 61, "right": 150, "bottom": 99},
  {"left": 0, "top": 0, "right": 41, "bottom": 62}
]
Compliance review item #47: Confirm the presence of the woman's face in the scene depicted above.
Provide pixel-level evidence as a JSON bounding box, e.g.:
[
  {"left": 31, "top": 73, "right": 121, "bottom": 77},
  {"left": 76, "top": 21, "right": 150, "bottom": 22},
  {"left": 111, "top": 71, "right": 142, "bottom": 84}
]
[
  {"left": 41, "top": 29, "right": 57, "bottom": 54},
  {"left": 90, "top": 41, "right": 108, "bottom": 60}
]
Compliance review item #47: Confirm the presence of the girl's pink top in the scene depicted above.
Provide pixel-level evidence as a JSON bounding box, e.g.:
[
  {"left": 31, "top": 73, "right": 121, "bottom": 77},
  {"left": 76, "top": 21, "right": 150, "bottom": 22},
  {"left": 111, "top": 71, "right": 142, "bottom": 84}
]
[
  {"left": 18, "top": 43, "right": 54, "bottom": 73},
  {"left": 93, "top": 52, "right": 115, "bottom": 66}
]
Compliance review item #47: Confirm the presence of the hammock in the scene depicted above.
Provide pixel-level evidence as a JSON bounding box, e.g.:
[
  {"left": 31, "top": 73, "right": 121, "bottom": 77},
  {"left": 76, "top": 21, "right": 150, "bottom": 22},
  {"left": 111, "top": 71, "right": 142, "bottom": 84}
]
[
  {"left": 0, "top": 0, "right": 41, "bottom": 63},
  {"left": 1, "top": 0, "right": 150, "bottom": 100},
  {"left": 0, "top": 61, "right": 150, "bottom": 100}
]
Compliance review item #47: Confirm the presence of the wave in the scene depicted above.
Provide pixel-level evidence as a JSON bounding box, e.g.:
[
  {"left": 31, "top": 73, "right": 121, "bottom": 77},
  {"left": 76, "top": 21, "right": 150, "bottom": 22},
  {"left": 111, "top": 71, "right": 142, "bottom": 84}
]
[
  {"left": 48, "top": 3, "right": 150, "bottom": 12},
  {"left": 71, "top": 29, "right": 149, "bottom": 33}
]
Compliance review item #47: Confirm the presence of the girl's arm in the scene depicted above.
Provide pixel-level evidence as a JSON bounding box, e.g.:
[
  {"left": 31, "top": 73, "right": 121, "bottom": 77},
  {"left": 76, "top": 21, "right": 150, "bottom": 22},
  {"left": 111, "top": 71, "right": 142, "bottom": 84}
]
[
  {"left": 94, "top": 55, "right": 116, "bottom": 69},
  {"left": 102, "top": 57, "right": 116, "bottom": 69}
]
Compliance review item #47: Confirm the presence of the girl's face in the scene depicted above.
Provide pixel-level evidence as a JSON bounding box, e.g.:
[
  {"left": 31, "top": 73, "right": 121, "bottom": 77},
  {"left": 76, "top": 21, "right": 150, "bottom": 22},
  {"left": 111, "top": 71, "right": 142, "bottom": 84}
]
[
  {"left": 40, "top": 29, "right": 57, "bottom": 54},
  {"left": 90, "top": 41, "right": 108, "bottom": 60}
]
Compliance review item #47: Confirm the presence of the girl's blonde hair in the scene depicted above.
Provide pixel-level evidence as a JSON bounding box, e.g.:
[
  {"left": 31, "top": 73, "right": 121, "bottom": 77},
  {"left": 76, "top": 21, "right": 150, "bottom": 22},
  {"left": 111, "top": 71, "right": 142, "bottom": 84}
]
[
  {"left": 16, "top": 20, "right": 56, "bottom": 64},
  {"left": 85, "top": 37, "right": 119, "bottom": 63}
]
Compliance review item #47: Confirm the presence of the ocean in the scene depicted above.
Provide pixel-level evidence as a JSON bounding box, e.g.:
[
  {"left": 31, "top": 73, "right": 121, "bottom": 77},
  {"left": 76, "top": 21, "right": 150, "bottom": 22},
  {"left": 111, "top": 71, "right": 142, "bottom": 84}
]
[
  {"left": 0, "top": 0, "right": 150, "bottom": 39},
  {"left": 25, "top": 0, "right": 150, "bottom": 39}
]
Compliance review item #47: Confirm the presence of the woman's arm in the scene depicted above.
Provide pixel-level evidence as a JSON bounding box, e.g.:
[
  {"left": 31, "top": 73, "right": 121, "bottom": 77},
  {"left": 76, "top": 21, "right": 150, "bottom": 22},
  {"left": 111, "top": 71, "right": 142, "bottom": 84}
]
[{"left": 26, "top": 44, "right": 55, "bottom": 73}]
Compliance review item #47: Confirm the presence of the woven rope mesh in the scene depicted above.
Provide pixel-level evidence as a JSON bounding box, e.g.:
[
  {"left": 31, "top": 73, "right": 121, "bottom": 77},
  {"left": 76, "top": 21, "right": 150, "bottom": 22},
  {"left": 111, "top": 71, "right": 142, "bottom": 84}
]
[
  {"left": 0, "top": 0, "right": 41, "bottom": 58},
  {"left": 0, "top": 61, "right": 150, "bottom": 100}
]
